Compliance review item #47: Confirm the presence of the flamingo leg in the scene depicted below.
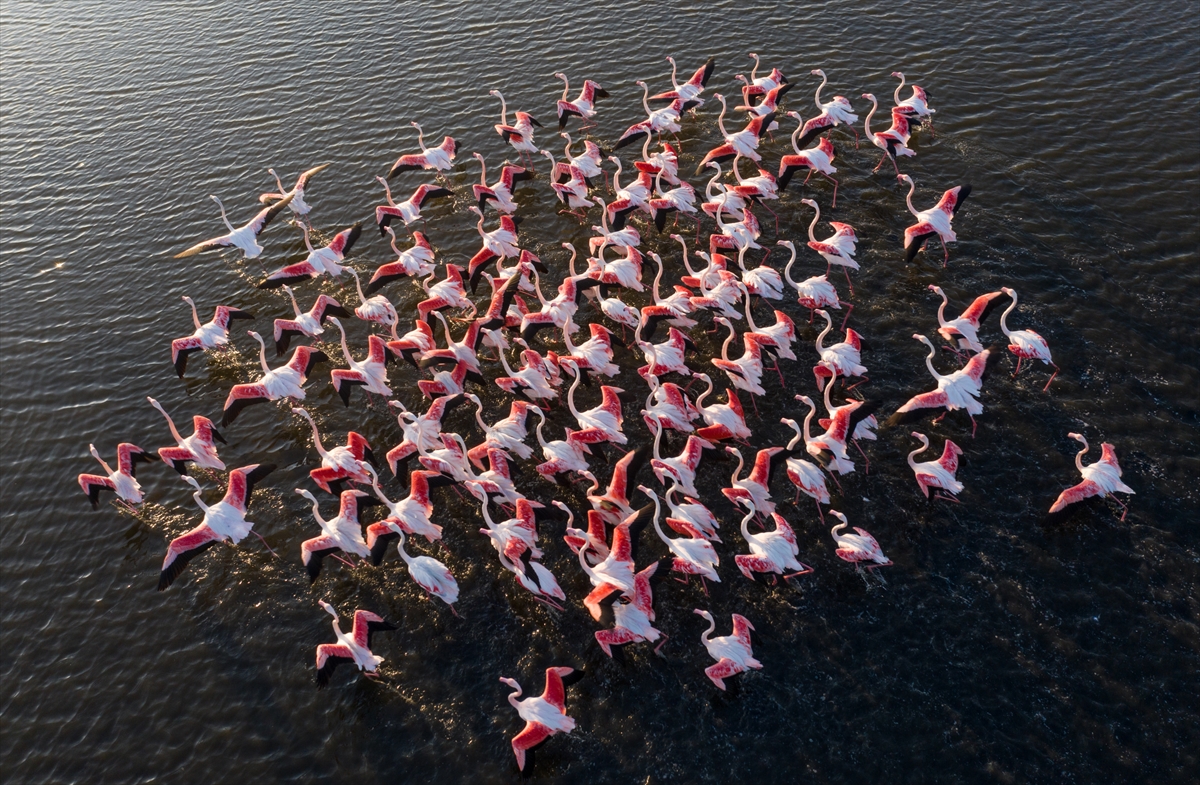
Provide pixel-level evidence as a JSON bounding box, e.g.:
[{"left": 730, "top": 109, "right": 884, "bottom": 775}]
[
  {"left": 845, "top": 376, "right": 868, "bottom": 391},
  {"left": 252, "top": 531, "right": 280, "bottom": 558},
  {"left": 1013, "top": 356, "right": 1024, "bottom": 377},
  {"left": 873, "top": 155, "right": 887, "bottom": 173},
  {"left": 815, "top": 499, "right": 825, "bottom": 523},
  {"left": 1043, "top": 363, "right": 1060, "bottom": 392},
  {"left": 891, "top": 156, "right": 902, "bottom": 176},
  {"left": 653, "top": 633, "right": 669, "bottom": 656},
  {"left": 1115, "top": 496, "right": 1129, "bottom": 521},
  {"left": 333, "top": 553, "right": 356, "bottom": 568},
  {"left": 934, "top": 492, "right": 961, "bottom": 504},
  {"left": 838, "top": 302, "right": 854, "bottom": 331},
  {"left": 971, "top": 415, "right": 978, "bottom": 438},
  {"left": 933, "top": 410, "right": 947, "bottom": 424},
  {"left": 853, "top": 439, "right": 870, "bottom": 474},
  {"left": 842, "top": 266, "right": 854, "bottom": 296},
  {"left": 824, "top": 174, "right": 840, "bottom": 209},
  {"left": 803, "top": 170, "right": 813, "bottom": 185}
]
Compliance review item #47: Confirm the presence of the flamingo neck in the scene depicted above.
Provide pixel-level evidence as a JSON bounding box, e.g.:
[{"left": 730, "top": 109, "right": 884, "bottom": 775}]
[
  {"left": 192, "top": 489, "right": 209, "bottom": 513},
  {"left": 863, "top": 96, "right": 877, "bottom": 141},
  {"left": 802, "top": 399, "right": 815, "bottom": 443},
  {"left": 566, "top": 369, "right": 582, "bottom": 417},
  {"left": 814, "top": 72, "right": 827, "bottom": 109},
  {"left": 716, "top": 95, "right": 728, "bottom": 136},
  {"left": 559, "top": 75, "right": 569, "bottom": 102},
  {"left": 700, "top": 613, "right": 716, "bottom": 643},
  {"left": 790, "top": 118, "right": 804, "bottom": 154},
  {"left": 749, "top": 54, "right": 760, "bottom": 82},
  {"left": 252, "top": 334, "right": 270, "bottom": 373},
  {"left": 999, "top": 293, "right": 1017, "bottom": 337},
  {"left": 496, "top": 94, "right": 508, "bottom": 125},
  {"left": 893, "top": 74, "right": 905, "bottom": 106},
  {"left": 306, "top": 415, "right": 328, "bottom": 457},
  {"left": 651, "top": 254, "right": 665, "bottom": 302},
  {"left": 815, "top": 313, "right": 832, "bottom": 351},
  {"left": 1075, "top": 439, "right": 1090, "bottom": 472},
  {"left": 213, "top": 199, "right": 234, "bottom": 232},
  {"left": 652, "top": 419, "right": 664, "bottom": 460},
  {"left": 743, "top": 292, "right": 759, "bottom": 331},
  {"left": 922, "top": 342, "right": 944, "bottom": 380},
  {"left": 730, "top": 450, "right": 744, "bottom": 484},
  {"left": 935, "top": 289, "right": 949, "bottom": 327},
  {"left": 186, "top": 299, "right": 202, "bottom": 330},
  {"left": 285, "top": 287, "right": 301, "bottom": 315},
  {"left": 153, "top": 401, "right": 183, "bottom": 442},
  {"left": 415, "top": 125, "right": 426, "bottom": 152},
  {"left": 721, "top": 322, "right": 735, "bottom": 361},
  {"left": 669, "top": 59, "right": 680, "bottom": 90},
  {"left": 272, "top": 170, "right": 287, "bottom": 195},
  {"left": 534, "top": 414, "right": 549, "bottom": 448},
  {"left": 640, "top": 82, "right": 652, "bottom": 116},
  {"left": 334, "top": 322, "right": 352, "bottom": 364},
  {"left": 562, "top": 134, "right": 572, "bottom": 159},
  {"left": 739, "top": 509, "right": 755, "bottom": 542},
  {"left": 695, "top": 375, "right": 714, "bottom": 409},
  {"left": 907, "top": 438, "right": 928, "bottom": 469},
  {"left": 782, "top": 245, "right": 799, "bottom": 287},
  {"left": 807, "top": 203, "right": 820, "bottom": 242},
  {"left": 904, "top": 178, "right": 918, "bottom": 216}
]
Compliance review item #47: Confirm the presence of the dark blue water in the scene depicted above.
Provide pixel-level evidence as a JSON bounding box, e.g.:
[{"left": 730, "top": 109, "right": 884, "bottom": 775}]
[{"left": 2, "top": 1, "right": 1197, "bottom": 782}]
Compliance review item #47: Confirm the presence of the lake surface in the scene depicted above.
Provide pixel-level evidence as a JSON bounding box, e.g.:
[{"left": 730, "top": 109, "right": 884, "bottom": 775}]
[{"left": 2, "top": 1, "right": 1198, "bottom": 782}]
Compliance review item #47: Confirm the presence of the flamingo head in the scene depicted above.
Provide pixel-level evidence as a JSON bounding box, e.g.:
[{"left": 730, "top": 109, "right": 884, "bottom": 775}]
[
  {"left": 777, "top": 239, "right": 794, "bottom": 249},
  {"left": 374, "top": 175, "right": 388, "bottom": 185},
  {"left": 913, "top": 333, "right": 933, "bottom": 347},
  {"left": 801, "top": 198, "right": 817, "bottom": 208},
  {"left": 811, "top": 69, "right": 825, "bottom": 77},
  {"left": 468, "top": 205, "right": 483, "bottom": 217},
  {"left": 829, "top": 510, "right": 848, "bottom": 525},
  {"left": 635, "top": 80, "right": 646, "bottom": 87},
  {"left": 181, "top": 295, "right": 194, "bottom": 304},
  {"left": 898, "top": 173, "right": 913, "bottom": 184},
  {"left": 693, "top": 608, "right": 714, "bottom": 622},
  {"left": 281, "top": 284, "right": 294, "bottom": 295},
  {"left": 891, "top": 71, "right": 904, "bottom": 80},
  {"left": 326, "top": 317, "right": 342, "bottom": 329},
  {"left": 295, "top": 488, "right": 317, "bottom": 502},
  {"left": 498, "top": 677, "right": 521, "bottom": 692},
  {"left": 796, "top": 394, "right": 814, "bottom": 407},
  {"left": 928, "top": 284, "right": 944, "bottom": 295},
  {"left": 1068, "top": 432, "right": 1085, "bottom": 444},
  {"left": 725, "top": 445, "right": 741, "bottom": 457},
  {"left": 665, "top": 56, "right": 675, "bottom": 64},
  {"left": 1001, "top": 286, "right": 1016, "bottom": 297},
  {"left": 636, "top": 484, "right": 656, "bottom": 500},
  {"left": 554, "top": 72, "right": 566, "bottom": 80},
  {"left": 714, "top": 92, "right": 726, "bottom": 103},
  {"left": 488, "top": 89, "right": 501, "bottom": 97},
  {"left": 786, "top": 110, "right": 801, "bottom": 120},
  {"left": 266, "top": 167, "right": 277, "bottom": 177},
  {"left": 410, "top": 121, "right": 421, "bottom": 129},
  {"left": 318, "top": 600, "right": 338, "bottom": 619},
  {"left": 862, "top": 92, "right": 876, "bottom": 102},
  {"left": 472, "top": 151, "right": 484, "bottom": 161},
  {"left": 181, "top": 474, "right": 202, "bottom": 491},
  {"left": 246, "top": 330, "right": 262, "bottom": 341},
  {"left": 911, "top": 431, "right": 930, "bottom": 445}
]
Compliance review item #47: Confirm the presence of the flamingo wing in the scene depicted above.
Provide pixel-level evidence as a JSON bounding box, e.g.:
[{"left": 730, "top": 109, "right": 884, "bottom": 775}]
[
  {"left": 222, "top": 463, "right": 275, "bottom": 513},
  {"left": 351, "top": 609, "right": 395, "bottom": 649},
  {"left": 1050, "top": 479, "right": 1103, "bottom": 513},
  {"left": 159, "top": 524, "right": 223, "bottom": 590},
  {"left": 315, "top": 643, "right": 355, "bottom": 687},
  {"left": 935, "top": 184, "right": 972, "bottom": 216}
]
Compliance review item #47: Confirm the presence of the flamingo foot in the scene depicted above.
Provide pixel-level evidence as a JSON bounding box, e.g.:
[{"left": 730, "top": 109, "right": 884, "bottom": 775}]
[
  {"left": 653, "top": 634, "right": 669, "bottom": 657},
  {"left": 1043, "top": 366, "right": 1059, "bottom": 392}
]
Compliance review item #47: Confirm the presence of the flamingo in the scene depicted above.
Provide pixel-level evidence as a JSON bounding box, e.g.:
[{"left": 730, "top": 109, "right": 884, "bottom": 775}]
[
  {"left": 734, "top": 82, "right": 792, "bottom": 130},
  {"left": 258, "top": 164, "right": 330, "bottom": 217},
  {"left": 777, "top": 113, "right": 839, "bottom": 205},
  {"left": 735, "top": 52, "right": 786, "bottom": 103},
  {"left": 314, "top": 601, "right": 395, "bottom": 687},
  {"left": 173, "top": 192, "right": 294, "bottom": 259},
  {"left": 471, "top": 448, "right": 525, "bottom": 507},
  {"left": 272, "top": 286, "right": 348, "bottom": 355},
  {"left": 422, "top": 311, "right": 486, "bottom": 377},
  {"left": 520, "top": 268, "right": 585, "bottom": 341},
  {"left": 728, "top": 154, "right": 780, "bottom": 231},
  {"left": 830, "top": 510, "right": 891, "bottom": 567},
  {"left": 650, "top": 55, "right": 715, "bottom": 110},
  {"left": 587, "top": 243, "right": 644, "bottom": 293},
  {"left": 907, "top": 432, "right": 964, "bottom": 502},
  {"left": 325, "top": 320, "right": 390, "bottom": 406},
  {"left": 638, "top": 253, "right": 697, "bottom": 340},
  {"left": 694, "top": 609, "right": 761, "bottom": 690},
  {"left": 386, "top": 525, "right": 459, "bottom": 608},
  {"left": 495, "top": 342, "right": 560, "bottom": 402},
  {"left": 733, "top": 502, "right": 812, "bottom": 582},
  {"left": 597, "top": 169, "right": 649, "bottom": 235},
  {"left": 578, "top": 505, "right": 653, "bottom": 618},
  {"left": 259, "top": 222, "right": 364, "bottom": 288},
  {"left": 146, "top": 397, "right": 225, "bottom": 474},
  {"left": 531, "top": 408, "right": 591, "bottom": 481},
  {"left": 891, "top": 335, "right": 990, "bottom": 436},
  {"left": 694, "top": 93, "right": 773, "bottom": 173},
  {"left": 1000, "top": 287, "right": 1059, "bottom": 390},
  {"left": 554, "top": 72, "right": 607, "bottom": 129},
  {"left": 365, "top": 467, "right": 449, "bottom": 546},
  {"left": 1049, "top": 433, "right": 1135, "bottom": 520},
  {"left": 641, "top": 486, "right": 720, "bottom": 583},
  {"left": 711, "top": 316, "right": 766, "bottom": 398},
  {"left": 614, "top": 81, "right": 683, "bottom": 149},
  {"left": 387, "top": 121, "right": 456, "bottom": 177},
  {"left": 159, "top": 464, "right": 276, "bottom": 590},
  {"left": 470, "top": 153, "right": 531, "bottom": 214},
  {"left": 664, "top": 482, "right": 721, "bottom": 542},
  {"left": 691, "top": 373, "right": 751, "bottom": 442},
  {"left": 561, "top": 322, "right": 620, "bottom": 378},
  {"left": 296, "top": 489, "right": 371, "bottom": 581},
  {"left": 564, "top": 503, "right": 610, "bottom": 561},
  {"left": 892, "top": 72, "right": 935, "bottom": 132},
  {"left": 500, "top": 667, "right": 577, "bottom": 772},
  {"left": 899, "top": 174, "right": 971, "bottom": 266},
  {"left": 862, "top": 93, "right": 915, "bottom": 174},
  {"left": 635, "top": 324, "right": 693, "bottom": 379},
  {"left": 345, "top": 268, "right": 397, "bottom": 328},
  {"left": 778, "top": 239, "right": 848, "bottom": 327},
  {"left": 780, "top": 418, "right": 831, "bottom": 516},
  {"left": 581, "top": 445, "right": 648, "bottom": 526},
  {"left": 595, "top": 561, "right": 665, "bottom": 657},
  {"left": 78, "top": 443, "right": 150, "bottom": 509},
  {"left": 930, "top": 285, "right": 1005, "bottom": 355},
  {"left": 373, "top": 178, "right": 453, "bottom": 233},
  {"left": 563, "top": 363, "right": 628, "bottom": 445},
  {"left": 722, "top": 446, "right": 786, "bottom": 516},
  {"left": 543, "top": 150, "right": 594, "bottom": 216},
  {"left": 490, "top": 89, "right": 541, "bottom": 168},
  {"left": 801, "top": 198, "right": 858, "bottom": 292},
  {"left": 795, "top": 384, "right": 879, "bottom": 477},
  {"left": 734, "top": 245, "right": 784, "bottom": 302},
  {"left": 417, "top": 264, "right": 474, "bottom": 322},
  {"left": 698, "top": 162, "right": 746, "bottom": 220},
  {"left": 170, "top": 296, "right": 254, "bottom": 377},
  {"left": 386, "top": 317, "right": 437, "bottom": 368},
  {"left": 649, "top": 417, "right": 713, "bottom": 498},
  {"left": 560, "top": 133, "right": 606, "bottom": 185},
  {"left": 367, "top": 228, "right": 436, "bottom": 290},
  {"left": 465, "top": 396, "right": 541, "bottom": 467},
  {"left": 641, "top": 373, "right": 698, "bottom": 433},
  {"left": 221, "top": 333, "right": 327, "bottom": 426},
  {"left": 636, "top": 135, "right": 681, "bottom": 185},
  {"left": 690, "top": 267, "right": 745, "bottom": 321},
  {"left": 809, "top": 69, "right": 860, "bottom": 145},
  {"left": 648, "top": 169, "right": 698, "bottom": 233},
  {"left": 813, "top": 308, "right": 867, "bottom": 390},
  {"left": 709, "top": 197, "right": 761, "bottom": 257},
  {"left": 741, "top": 291, "right": 794, "bottom": 385},
  {"left": 383, "top": 395, "right": 464, "bottom": 475},
  {"left": 466, "top": 206, "right": 521, "bottom": 291},
  {"left": 292, "top": 407, "right": 374, "bottom": 493},
  {"left": 417, "top": 432, "right": 478, "bottom": 486}
]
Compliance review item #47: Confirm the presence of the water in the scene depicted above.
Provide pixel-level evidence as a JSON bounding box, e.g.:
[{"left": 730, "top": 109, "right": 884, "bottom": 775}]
[{"left": 2, "top": 1, "right": 1198, "bottom": 782}]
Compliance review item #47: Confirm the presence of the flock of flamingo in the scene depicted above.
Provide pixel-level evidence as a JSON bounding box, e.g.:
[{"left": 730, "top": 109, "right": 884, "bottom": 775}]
[{"left": 77, "top": 54, "right": 1134, "bottom": 771}]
